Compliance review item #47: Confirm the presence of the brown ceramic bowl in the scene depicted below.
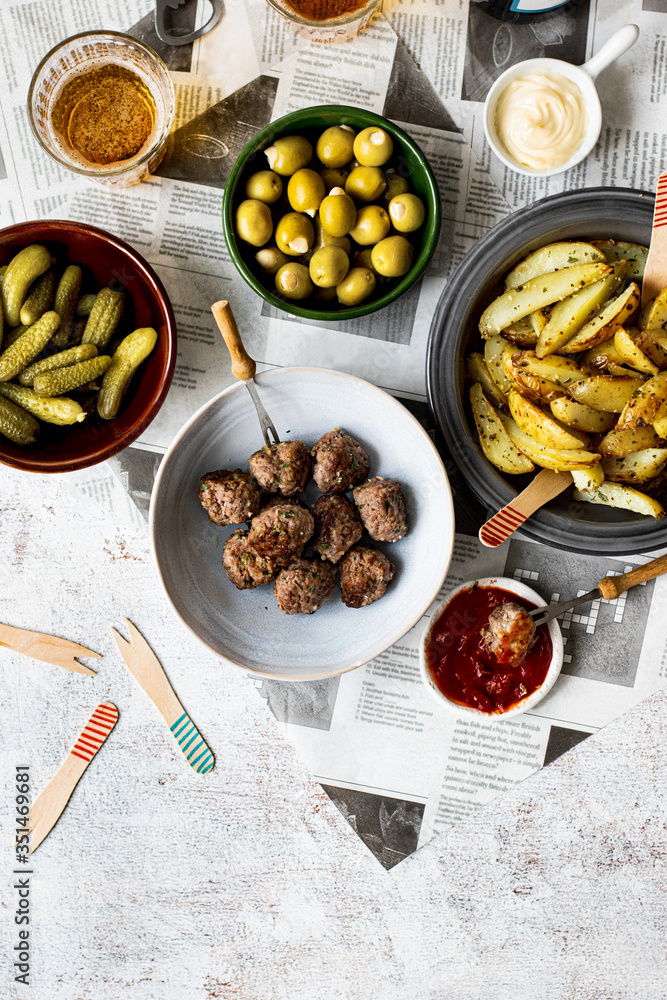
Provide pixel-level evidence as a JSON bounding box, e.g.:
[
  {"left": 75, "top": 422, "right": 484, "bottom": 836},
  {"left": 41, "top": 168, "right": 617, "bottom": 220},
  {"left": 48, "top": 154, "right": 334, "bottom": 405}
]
[{"left": 0, "top": 220, "right": 176, "bottom": 473}]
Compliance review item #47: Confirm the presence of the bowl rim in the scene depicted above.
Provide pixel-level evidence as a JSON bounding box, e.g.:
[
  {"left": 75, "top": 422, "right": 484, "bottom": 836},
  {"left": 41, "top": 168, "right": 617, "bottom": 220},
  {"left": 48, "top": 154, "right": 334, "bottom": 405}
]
[
  {"left": 419, "top": 576, "right": 563, "bottom": 719},
  {"left": 149, "top": 365, "right": 455, "bottom": 681},
  {"left": 221, "top": 104, "right": 442, "bottom": 322},
  {"left": 0, "top": 219, "right": 177, "bottom": 473}
]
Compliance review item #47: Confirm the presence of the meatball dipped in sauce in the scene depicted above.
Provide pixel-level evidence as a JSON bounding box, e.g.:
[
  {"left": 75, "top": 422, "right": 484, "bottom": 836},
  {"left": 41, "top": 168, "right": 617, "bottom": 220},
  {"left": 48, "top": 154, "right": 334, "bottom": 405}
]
[
  {"left": 480, "top": 602, "right": 537, "bottom": 669},
  {"left": 311, "top": 429, "right": 369, "bottom": 494}
]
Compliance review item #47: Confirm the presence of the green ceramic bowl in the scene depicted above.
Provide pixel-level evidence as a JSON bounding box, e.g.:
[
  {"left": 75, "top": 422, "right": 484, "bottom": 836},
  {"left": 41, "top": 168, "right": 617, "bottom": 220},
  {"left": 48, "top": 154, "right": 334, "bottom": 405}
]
[{"left": 222, "top": 105, "right": 441, "bottom": 321}]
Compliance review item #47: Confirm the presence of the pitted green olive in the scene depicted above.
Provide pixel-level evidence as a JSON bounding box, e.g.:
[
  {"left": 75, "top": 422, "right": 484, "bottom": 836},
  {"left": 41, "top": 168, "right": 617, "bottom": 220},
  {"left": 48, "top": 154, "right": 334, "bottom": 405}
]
[
  {"left": 319, "top": 167, "right": 349, "bottom": 192},
  {"left": 371, "top": 235, "right": 414, "bottom": 277},
  {"left": 388, "top": 193, "right": 425, "bottom": 233},
  {"left": 345, "top": 166, "right": 386, "bottom": 204},
  {"left": 287, "top": 168, "right": 326, "bottom": 216},
  {"left": 235, "top": 199, "right": 273, "bottom": 247},
  {"left": 309, "top": 246, "right": 350, "bottom": 288},
  {"left": 313, "top": 216, "right": 352, "bottom": 254},
  {"left": 275, "top": 212, "right": 315, "bottom": 256},
  {"left": 348, "top": 204, "right": 390, "bottom": 246},
  {"left": 255, "top": 246, "right": 290, "bottom": 276},
  {"left": 382, "top": 172, "right": 409, "bottom": 205},
  {"left": 353, "top": 127, "right": 394, "bottom": 167},
  {"left": 265, "top": 135, "right": 313, "bottom": 175},
  {"left": 245, "top": 170, "right": 283, "bottom": 204},
  {"left": 336, "top": 267, "right": 376, "bottom": 306},
  {"left": 316, "top": 125, "right": 355, "bottom": 168},
  {"left": 313, "top": 285, "right": 337, "bottom": 302},
  {"left": 319, "top": 188, "right": 357, "bottom": 237},
  {"left": 275, "top": 262, "right": 313, "bottom": 300}
]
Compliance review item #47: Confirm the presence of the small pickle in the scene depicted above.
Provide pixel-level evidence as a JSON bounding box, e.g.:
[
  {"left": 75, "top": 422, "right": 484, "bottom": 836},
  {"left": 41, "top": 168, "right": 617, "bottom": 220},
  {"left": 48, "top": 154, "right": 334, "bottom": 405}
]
[
  {"left": 264, "top": 135, "right": 313, "bottom": 175},
  {"left": 244, "top": 170, "right": 283, "bottom": 204},
  {"left": 18, "top": 343, "right": 98, "bottom": 386},
  {"left": 0, "top": 383, "right": 86, "bottom": 425},
  {"left": 0, "top": 393, "right": 40, "bottom": 445},
  {"left": 33, "top": 355, "right": 112, "bottom": 396},
  {"left": 81, "top": 288, "right": 124, "bottom": 349},
  {"left": 52, "top": 265, "right": 83, "bottom": 346},
  {"left": 275, "top": 262, "right": 313, "bottom": 301},
  {"left": 76, "top": 293, "right": 98, "bottom": 317},
  {"left": 255, "top": 247, "right": 290, "bottom": 276},
  {"left": 97, "top": 327, "right": 158, "bottom": 420},
  {"left": 353, "top": 127, "right": 394, "bottom": 167},
  {"left": 19, "top": 269, "right": 56, "bottom": 327},
  {"left": 1, "top": 325, "right": 28, "bottom": 351},
  {"left": 1, "top": 244, "right": 52, "bottom": 326},
  {"left": 0, "top": 311, "right": 60, "bottom": 382}
]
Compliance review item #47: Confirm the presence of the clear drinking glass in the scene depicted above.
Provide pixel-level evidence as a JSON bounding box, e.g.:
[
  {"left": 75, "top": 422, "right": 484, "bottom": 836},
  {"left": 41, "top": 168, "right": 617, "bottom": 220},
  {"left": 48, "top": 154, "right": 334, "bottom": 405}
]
[
  {"left": 28, "top": 31, "right": 175, "bottom": 188},
  {"left": 264, "top": 0, "right": 382, "bottom": 43}
]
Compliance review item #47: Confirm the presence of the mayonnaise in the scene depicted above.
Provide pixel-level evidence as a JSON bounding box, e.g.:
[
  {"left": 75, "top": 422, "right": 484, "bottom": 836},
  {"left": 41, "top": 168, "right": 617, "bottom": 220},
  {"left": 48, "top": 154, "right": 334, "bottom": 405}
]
[{"left": 494, "top": 72, "right": 587, "bottom": 172}]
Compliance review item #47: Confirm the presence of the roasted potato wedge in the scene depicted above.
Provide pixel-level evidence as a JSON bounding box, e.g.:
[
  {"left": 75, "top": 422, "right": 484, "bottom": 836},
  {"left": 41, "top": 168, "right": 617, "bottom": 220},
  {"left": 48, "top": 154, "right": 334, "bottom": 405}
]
[
  {"left": 653, "top": 400, "right": 667, "bottom": 438},
  {"left": 571, "top": 467, "right": 605, "bottom": 493},
  {"left": 502, "top": 315, "right": 538, "bottom": 347},
  {"left": 616, "top": 371, "right": 667, "bottom": 428},
  {"left": 549, "top": 396, "right": 616, "bottom": 433},
  {"left": 467, "top": 352, "right": 507, "bottom": 409},
  {"left": 560, "top": 282, "right": 640, "bottom": 353},
  {"left": 569, "top": 375, "right": 645, "bottom": 413},
  {"left": 591, "top": 240, "right": 648, "bottom": 279},
  {"left": 469, "top": 382, "right": 534, "bottom": 475},
  {"left": 484, "top": 334, "right": 513, "bottom": 396},
  {"left": 602, "top": 448, "right": 667, "bottom": 484},
  {"left": 644, "top": 287, "right": 667, "bottom": 333},
  {"left": 613, "top": 326, "right": 659, "bottom": 376},
  {"left": 582, "top": 336, "right": 625, "bottom": 372},
  {"left": 572, "top": 482, "right": 665, "bottom": 519},
  {"left": 499, "top": 414, "right": 601, "bottom": 471},
  {"left": 536, "top": 267, "right": 621, "bottom": 358},
  {"left": 513, "top": 352, "right": 585, "bottom": 387},
  {"left": 505, "top": 242, "right": 605, "bottom": 289},
  {"left": 508, "top": 389, "right": 589, "bottom": 450},
  {"left": 513, "top": 368, "right": 565, "bottom": 403},
  {"left": 635, "top": 327, "right": 667, "bottom": 369},
  {"left": 597, "top": 425, "right": 664, "bottom": 457}
]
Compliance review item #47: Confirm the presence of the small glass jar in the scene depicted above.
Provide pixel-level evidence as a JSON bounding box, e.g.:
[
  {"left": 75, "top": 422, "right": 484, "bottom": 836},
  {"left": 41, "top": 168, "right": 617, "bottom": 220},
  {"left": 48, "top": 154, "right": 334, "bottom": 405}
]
[
  {"left": 264, "top": 0, "right": 382, "bottom": 43},
  {"left": 28, "top": 31, "right": 175, "bottom": 188}
]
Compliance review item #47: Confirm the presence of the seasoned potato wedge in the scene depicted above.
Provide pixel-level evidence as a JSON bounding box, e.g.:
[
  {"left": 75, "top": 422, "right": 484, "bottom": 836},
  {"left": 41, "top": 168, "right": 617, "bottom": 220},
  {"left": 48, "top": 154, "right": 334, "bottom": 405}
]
[
  {"left": 569, "top": 375, "right": 645, "bottom": 413},
  {"left": 484, "top": 334, "right": 513, "bottom": 396},
  {"left": 499, "top": 414, "right": 601, "bottom": 471},
  {"left": 602, "top": 448, "right": 667, "bottom": 484},
  {"left": 505, "top": 242, "right": 605, "bottom": 289},
  {"left": 529, "top": 308, "right": 549, "bottom": 336},
  {"left": 469, "top": 383, "right": 534, "bottom": 475},
  {"left": 549, "top": 396, "right": 616, "bottom": 433},
  {"left": 582, "top": 336, "right": 625, "bottom": 372},
  {"left": 613, "top": 326, "right": 659, "bottom": 376},
  {"left": 500, "top": 344, "right": 526, "bottom": 391},
  {"left": 635, "top": 327, "right": 667, "bottom": 368},
  {"left": 616, "top": 371, "right": 667, "bottom": 428},
  {"left": 513, "top": 368, "right": 565, "bottom": 403},
  {"left": 644, "top": 287, "right": 667, "bottom": 333},
  {"left": 536, "top": 268, "right": 621, "bottom": 358},
  {"left": 653, "top": 399, "right": 667, "bottom": 438},
  {"left": 571, "top": 467, "right": 605, "bottom": 493},
  {"left": 560, "top": 282, "right": 640, "bottom": 353},
  {"left": 597, "top": 425, "right": 664, "bottom": 457},
  {"left": 513, "top": 352, "right": 585, "bottom": 387},
  {"left": 572, "top": 482, "right": 665, "bottom": 519},
  {"left": 508, "top": 389, "right": 588, "bottom": 450},
  {"left": 502, "top": 315, "right": 538, "bottom": 347},
  {"left": 591, "top": 240, "right": 649, "bottom": 279},
  {"left": 467, "top": 352, "right": 507, "bottom": 409},
  {"left": 479, "top": 262, "right": 612, "bottom": 338}
]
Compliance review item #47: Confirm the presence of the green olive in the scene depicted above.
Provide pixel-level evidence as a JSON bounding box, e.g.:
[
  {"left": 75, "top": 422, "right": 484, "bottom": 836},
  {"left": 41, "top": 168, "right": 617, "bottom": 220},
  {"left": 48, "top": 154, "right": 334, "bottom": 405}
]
[
  {"left": 388, "top": 193, "right": 425, "bottom": 233},
  {"left": 275, "top": 212, "right": 315, "bottom": 256},
  {"left": 353, "top": 127, "right": 394, "bottom": 167},
  {"left": 287, "top": 168, "right": 325, "bottom": 215},
  {"left": 371, "top": 235, "right": 414, "bottom": 277},
  {"left": 275, "top": 262, "right": 313, "bottom": 300},
  {"left": 348, "top": 204, "right": 390, "bottom": 246},
  {"left": 255, "top": 246, "right": 290, "bottom": 276},
  {"left": 345, "top": 166, "right": 386, "bottom": 204},
  {"left": 245, "top": 170, "right": 283, "bottom": 204},
  {"left": 319, "top": 188, "right": 357, "bottom": 237},
  {"left": 316, "top": 125, "right": 356, "bottom": 168},
  {"left": 319, "top": 167, "right": 349, "bottom": 192},
  {"left": 309, "top": 246, "right": 350, "bottom": 288},
  {"left": 382, "top": 171, "right": 409, "bottom": 205},
  {"left": 313, "top": 285, "right": 337, "bottom": 302},
  {"left": 336, "top": 267, "right": 376, "bottom": 307},
  {"left": 235, "top": 199, "right": 273, "bottom": 247},
  {"left": 313, "top": 216, "right": 351, "bottom": 254},
  {"left": 265, "top": 135, "right": 313, "bottom": 176}
]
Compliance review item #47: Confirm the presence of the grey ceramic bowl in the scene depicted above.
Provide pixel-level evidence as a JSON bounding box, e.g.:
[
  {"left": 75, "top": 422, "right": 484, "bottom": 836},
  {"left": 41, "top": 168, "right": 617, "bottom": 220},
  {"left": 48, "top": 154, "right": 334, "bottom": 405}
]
[
  {"left": 150, "top": 368, "right": 454, "bottom": 680},
  {"left": 426, "top": 187, "right": 661, "bottom": 555}
]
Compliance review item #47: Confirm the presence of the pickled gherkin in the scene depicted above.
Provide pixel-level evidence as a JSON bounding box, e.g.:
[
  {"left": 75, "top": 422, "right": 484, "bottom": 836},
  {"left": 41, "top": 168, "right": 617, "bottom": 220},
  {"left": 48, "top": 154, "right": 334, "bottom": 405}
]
[
  {"left": 52, "top": 265, "right": 83, "bottom": 346},
  {"left": 0, "top": 311, "right": 60, "bottom": 382},
  {"left": 0, "top": 383, "right": 86, "bottom": 425},
  {"left": 81, "top": 287, "right": 124, "bottom": 348},
  {"left": 20, "top": 269, "right": 56, "bottom": 327},
  {"left": 1, "top": 244, "right": 52, "bottom": 326},
  {"left": 0, "top": 393, "right": 40, "bottom": 445},
  {"left": 97, "top": 327, "right": 157, "bottom": 420},
  {"left": 33, "top": 354, "right": 112, "bottom": 396},
  {"left": 18, "top": 343, "right": 98, "bottom": 386}
]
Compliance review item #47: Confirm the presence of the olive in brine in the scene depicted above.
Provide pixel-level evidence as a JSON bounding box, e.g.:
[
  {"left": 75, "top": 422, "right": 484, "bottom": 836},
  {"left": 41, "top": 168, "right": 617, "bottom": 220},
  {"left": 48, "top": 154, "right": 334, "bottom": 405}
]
[
  {"left": 275, "top": 262, "right": 313, "bottom": 300},
  {"left": 382, "top": 171, "right": 409, "bottom": 205},
  {"left": 316, "top": 125, "right": 356, "bottom": 168},
  {"left": 371, "top": 235, "right": 414, "bottom": 277},
  {"left": 275, "top": 212, "right": 315, "bottom": 256},
  {"left": 235, "top": 199, "right": 273, "bottom": 247},
  {"left": 353, "top": 127, "right": 394, "bottom": 167},
  {"left": 287, "top": 169, "right": 326, "bottom": 216},
  {"left": 319, "top": 167, "right": 349, "bottom": 192},
  {"left": 309, "top": 246, "right": 350, "bottom": 288},
  {"left": 345, "top": 166, "right": 386, "bottom": 204},
  {"left": 388, "top": 193, "right": 425, "bottom": 233},
  {"left": 348, "top": 205, "right": 391, "bottom": 246},
  {"left": 245, "top": 170, "right": 283, "bottom": 204},
  {"left": 336, "top": 267, "right": 376, "bottom": 307},
  {"left": 256, "top": 246, "right": 290, "bottom": 276},
  {"left": 319, "top": 187, "right": 357, "bottom": 237},
  {"left": 265, "top": 135, "right": 313, "bottom": 175},
  {"left": 313, "top": 216, "right": 352, "bottom": 255}
]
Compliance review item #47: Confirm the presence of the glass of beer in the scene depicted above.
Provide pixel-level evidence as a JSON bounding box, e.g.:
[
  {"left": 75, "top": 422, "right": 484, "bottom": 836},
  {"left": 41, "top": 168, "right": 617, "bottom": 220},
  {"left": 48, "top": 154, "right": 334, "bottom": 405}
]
[
  {"left": 28, "top": 31, "right": 175, "bottom": 187},
  {"left": 264, "top": 0, "right": 382, "bottom": 42}
]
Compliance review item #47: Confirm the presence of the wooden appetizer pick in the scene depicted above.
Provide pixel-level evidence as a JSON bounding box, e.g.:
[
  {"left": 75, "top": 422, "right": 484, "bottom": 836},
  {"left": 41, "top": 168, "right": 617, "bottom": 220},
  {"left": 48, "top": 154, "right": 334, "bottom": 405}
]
[
  {"left": 111, "top": 619, "right": 214, "bottom": 774},
  {"left": 0, "top": 622, "right": 99, "bottom": 674},
  {"left": 479, "top": 469, "right": 573, "bottom": 547},
  {"left": 642, "top": 170, "right": 667, "bottom": 307},
  {"left": 22, "top": 702, "right": 118, "bottom": 853}
]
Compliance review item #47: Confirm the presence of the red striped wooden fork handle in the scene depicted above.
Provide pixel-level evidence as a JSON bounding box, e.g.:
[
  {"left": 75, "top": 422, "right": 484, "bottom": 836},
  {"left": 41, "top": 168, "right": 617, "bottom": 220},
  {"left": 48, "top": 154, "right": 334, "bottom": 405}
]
[
  {"left": 642, "top": 171, "right": 667, "bottom": 307},
  {"left": 479, "top": 469, "right": 573, "bottom": 548},
  {"left": 70, "top": 702, "right": 118, "bottom": 761}
]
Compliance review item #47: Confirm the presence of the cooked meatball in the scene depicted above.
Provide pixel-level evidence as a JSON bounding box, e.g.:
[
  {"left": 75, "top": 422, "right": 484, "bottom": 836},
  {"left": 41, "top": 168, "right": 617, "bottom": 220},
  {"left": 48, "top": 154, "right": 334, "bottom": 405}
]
[
  {"left": 248, "top": 440, "right": 311, "bottom": 495},
  {"left": 480, "top": 602, "right": 537, "bottom": 668},
  {"left": 274, "top": 558, "right": 337, "bottom": 615},
  {"left": 260, "top": 494, "right": 308, "bottom": 512},
  {"left": 311, "top": 429, "right": 370, "bottom": 494},
  {"left": 352, "top": 477, "right": 408, "bottom": 542},
  {"left": 339, "top": 545, "right": 394, "bottom": 609},
  {"left": 222, "top": 529, "right": 278, "bottom": 590},
  {"left": 312, "top": 494, "right": 363, "bottom": 563},
  {"left": 248, "top": 503, "right": 314, "bottom": 567},
  {"left": 198, "top": 469, "right": 261, "bottom": 525}
]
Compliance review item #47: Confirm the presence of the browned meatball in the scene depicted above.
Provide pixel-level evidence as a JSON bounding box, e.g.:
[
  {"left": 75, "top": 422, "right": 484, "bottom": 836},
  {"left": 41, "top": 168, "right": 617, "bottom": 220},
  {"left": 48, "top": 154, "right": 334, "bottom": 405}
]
[
  {"left": 274, "top": 558, "right": 337, "bottom": 615},
  {"left": 480, "top": 602, "right": 537, "bottom": 668},
  {"left": 248, "top": 503, "right": 314, "bottom": 567},
  {"left": 311, "top": 429, "right": 369, "bottom": 494},
  {"left": 222, "top": 529, "right": 278, "bottom": 590},
  {"left": 198, "top": 469, "right": 260, "bottom": 525},
  {"left": 248, "top": 440, "right": 311, "bottom": 495},
  {"left": 312, "top": 494, "right": 362, "bottom": 563},
  {"left": 339, "top": 545, "right": 394, "bottom": 609},
  {"left": 260, "top": 494, "right": 308, "bottom": 512},
  {"left": 352, "top": 477, "right": 408, "bottom": 542}
]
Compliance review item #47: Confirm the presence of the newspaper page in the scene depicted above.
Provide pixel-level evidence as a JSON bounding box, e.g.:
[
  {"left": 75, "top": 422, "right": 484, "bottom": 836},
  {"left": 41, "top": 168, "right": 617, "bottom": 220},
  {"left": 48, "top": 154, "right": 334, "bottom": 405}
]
[{"left": 1, "top": 0, "right": 667, "bottom": 868}]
